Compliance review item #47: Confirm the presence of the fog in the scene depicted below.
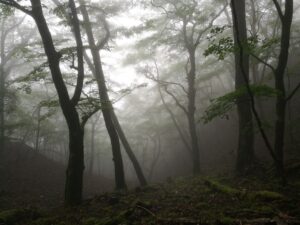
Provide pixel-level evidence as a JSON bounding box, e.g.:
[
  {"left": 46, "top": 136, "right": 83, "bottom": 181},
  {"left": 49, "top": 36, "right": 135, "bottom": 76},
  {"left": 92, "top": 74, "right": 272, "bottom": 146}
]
[{"left": 0, "top": 0, "right": 300, "bottom": 215}]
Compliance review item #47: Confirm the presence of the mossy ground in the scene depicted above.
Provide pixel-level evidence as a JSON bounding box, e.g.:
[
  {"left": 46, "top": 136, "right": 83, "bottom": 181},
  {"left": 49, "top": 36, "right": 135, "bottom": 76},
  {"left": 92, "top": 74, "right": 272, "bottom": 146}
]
[{"left": 1, "top": 176, "right": 299, "bottom": 225}]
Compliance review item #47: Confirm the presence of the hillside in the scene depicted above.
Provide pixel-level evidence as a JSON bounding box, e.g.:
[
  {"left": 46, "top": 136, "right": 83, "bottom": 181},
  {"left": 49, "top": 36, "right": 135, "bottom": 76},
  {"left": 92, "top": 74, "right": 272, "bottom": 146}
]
[
  {"left": 0, "top": 175, "right": 299, "bottom": 225},
  {"left": 0, "top": 141, "right": 114, "bottom": 210}
]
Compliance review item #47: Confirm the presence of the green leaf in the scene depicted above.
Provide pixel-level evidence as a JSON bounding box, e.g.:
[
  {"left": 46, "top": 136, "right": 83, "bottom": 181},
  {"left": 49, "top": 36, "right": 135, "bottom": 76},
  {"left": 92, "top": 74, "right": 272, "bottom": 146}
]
[{"left": 201, "top": 85, "right": 280, "bottom": 123}]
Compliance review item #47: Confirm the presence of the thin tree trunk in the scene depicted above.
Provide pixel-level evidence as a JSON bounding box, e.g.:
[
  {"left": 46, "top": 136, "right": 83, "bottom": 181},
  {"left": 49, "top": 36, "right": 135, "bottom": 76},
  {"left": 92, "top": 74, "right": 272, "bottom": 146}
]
[
  {"left": 0, "top": 65, "right": 4, "bottom": 152},
  {"left": 89, "top": 122, "right": 96, "bottom": 175},
  {"left": 83, "top": 52, "right": 144, "bottom": 187},
  {"left": 79, "top": 1, "right": 126, "bottom": 190},
  {"left": 187, "top": 48, "right": 200, "bottom": 175},
  {"left": 273, "top": 0, "right": 293, "bottom": 183},
  {"left": 231, "top": 0, "right": 254, "bottom": 174},
  {"left": 148, "top": 134, "right": 161, "bottom": 182},
  {"left": 158, "top": 85, "right": 192, "bottom": 156},
  {"left": 111, "top": 111, "right": 147, "bottom": 186},
  {"left": 35, "top": 106, "right": 41, "bottom": 152},
  {"left": 0, "top": 21, "right": 5, "bottom": 152}
]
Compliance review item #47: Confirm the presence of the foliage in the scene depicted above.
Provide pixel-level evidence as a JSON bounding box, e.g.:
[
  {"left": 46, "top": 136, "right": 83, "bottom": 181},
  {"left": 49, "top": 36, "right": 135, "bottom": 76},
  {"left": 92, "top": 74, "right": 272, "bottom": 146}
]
[
  {"left": 204, "top": 26, "right": 280, "bottom": 60},
  {"left": 202, "top": 85, "right": 280, "bottom": 123},
  {"left": 0, "top": 4, "right": 14, "bottom": 17}
]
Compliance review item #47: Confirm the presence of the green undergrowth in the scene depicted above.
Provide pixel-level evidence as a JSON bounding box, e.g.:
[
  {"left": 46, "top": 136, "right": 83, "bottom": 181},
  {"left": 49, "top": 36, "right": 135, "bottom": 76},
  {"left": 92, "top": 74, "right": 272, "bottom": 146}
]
[{"left": 1, "top": 176, "right": 299, "bottom": 225}]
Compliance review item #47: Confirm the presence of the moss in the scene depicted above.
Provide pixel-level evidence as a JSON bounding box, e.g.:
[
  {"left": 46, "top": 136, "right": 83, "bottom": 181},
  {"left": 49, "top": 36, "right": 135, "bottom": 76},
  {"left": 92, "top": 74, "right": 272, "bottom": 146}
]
[
  {"left": 255, "top": 205, "right": 276, "bottom": 216},
  {"left": 82, "top": 217, "right": 102, "bottom": 225},
  {"left": 251, "top": 190, "right": 284, "bottom": 201},
  {"left": 32, "top": 217, "right": 61, "bottom": 225},
  {"left": 0, "top": 208, "right": 40, "bottom": 225},
  {"left": 203, "top": 178, "right": 240, "bottom": 196},
  {"left": 217, "top": 216, "right": 236, "bottom": 225}
]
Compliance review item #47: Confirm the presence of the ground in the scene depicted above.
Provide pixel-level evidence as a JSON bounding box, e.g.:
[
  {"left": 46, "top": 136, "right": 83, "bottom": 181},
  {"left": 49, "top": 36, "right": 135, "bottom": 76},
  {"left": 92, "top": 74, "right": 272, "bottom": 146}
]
[
  {"left": 0, "top": 142, "right": 114, "bottom": 210},
  {"left": 0, "top": 175, "right": 299, "bottom": 225},
  {"left": 0, "top": 142, "right": 299, "bottom": 224}
]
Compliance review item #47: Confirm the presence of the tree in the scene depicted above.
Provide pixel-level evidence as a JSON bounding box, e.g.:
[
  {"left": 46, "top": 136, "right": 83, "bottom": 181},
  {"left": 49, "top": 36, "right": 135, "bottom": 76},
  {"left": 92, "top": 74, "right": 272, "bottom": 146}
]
[
  {"left": 54, "top": 0, "right": 147, "bottom": 187},
  {"left": 0, "top": 9, "right": 33, "bottom": 152},
  {"left": 78, "top": 0, "right": 126, "bottom": 189},
  {"left": 230, "top": 0, "right": 294, "bottom": 183},
  {"left": 0, "top": 0, "right": 87, "bottom": 205},
  {"left": 139, "top": 0, "right": 226, "bottom": 174},
  {"left": 272, "top": 0, "right": 294, "bottom": 182},
  {"left": 230, "top": 0, "right": 254, "bottom": 174}
]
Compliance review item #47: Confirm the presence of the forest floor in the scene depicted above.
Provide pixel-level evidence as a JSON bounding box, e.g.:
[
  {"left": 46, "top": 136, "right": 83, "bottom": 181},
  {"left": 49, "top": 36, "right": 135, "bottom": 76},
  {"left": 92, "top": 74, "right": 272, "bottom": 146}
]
[
  {"left": 0, "top": 141, "right": 114, "bottom": 210},
  {"left": 0, "top": 174, "right": 300, "bottom": 225}
]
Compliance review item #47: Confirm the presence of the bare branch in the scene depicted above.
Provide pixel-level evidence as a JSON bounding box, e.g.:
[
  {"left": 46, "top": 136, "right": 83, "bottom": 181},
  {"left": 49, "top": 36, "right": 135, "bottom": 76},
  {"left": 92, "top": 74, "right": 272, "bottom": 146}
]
[
  {"left": 286, "top": 82, "right": 300, "bottom": 102},
  {"left": 163, "top": 86, "right": 188, "bottom": 116},
  {"left": 249, "top": 52, "right": 276, "bottom": 75}
]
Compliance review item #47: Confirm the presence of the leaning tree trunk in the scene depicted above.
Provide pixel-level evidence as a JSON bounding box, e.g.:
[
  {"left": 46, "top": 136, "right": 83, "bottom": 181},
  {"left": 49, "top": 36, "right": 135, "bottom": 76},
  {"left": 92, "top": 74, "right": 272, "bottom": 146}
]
[
  {"left": 231, "top": 0, "right": 254, "bottom": 175},
  {"left": 30, "top": 0, "right": 85, "bottom": 205},
  {"left": 79, "top": 1, "right": 126, "bottom": 190},
  {"left": 111, "top": 111, "right": 147, "bottom": 186}
]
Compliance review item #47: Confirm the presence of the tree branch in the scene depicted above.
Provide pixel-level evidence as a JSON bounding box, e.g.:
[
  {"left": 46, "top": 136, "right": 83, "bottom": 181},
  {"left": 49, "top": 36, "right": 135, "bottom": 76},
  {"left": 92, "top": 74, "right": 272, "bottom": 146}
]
[
  {"left": 0, "top": 0, "right": 32, "bottom": 15},
  {"left": 163, "top": 86, "right": 188, "bottom": 116},
  {"left": 249, "top": 52, "right": 276, "bottom": 75},
  {"left": 286, "top": 82, "right": 300, "bottom": 102},
  {"left": 272, "top": 0, "right": 284, "bottom": 21},
  {"left": 68, "top": 0, "right": 85, "bottom": 106},
  {"left": 96, "top": 15, "right": 110, "bottom": 50},
  {"left": 194, "top": 3, "right": 228, "bottom": 47}
]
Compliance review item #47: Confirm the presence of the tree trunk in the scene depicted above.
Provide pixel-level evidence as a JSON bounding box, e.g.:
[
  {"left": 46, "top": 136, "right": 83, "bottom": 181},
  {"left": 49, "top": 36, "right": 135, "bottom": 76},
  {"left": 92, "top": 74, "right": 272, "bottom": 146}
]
[
  {"left": 273, "top": 0, "right": 293, "bottom": 183},
  {"left": 187, "top": 48, "right": 200, "bottom": 175},
  {"left": 30, "top": 0, "right": 85, "bottom": 205},
  {"left": 0, "top": 22, "right": 5, "bottom": 152},
  {"left": 35, "top": 106, "right": 41, "bottom": 152},
  {"left": 111, "top": 111, "right": 147, "bottom": 186},
  {"left": 158, "top": 84, "right": 192, "bottom": 156},
  {"left": 0, "top": 65, "right": 4, "bottom": 152},
  {"left": 88, "top": 122, "right": 96, "bottom": 175},
  {"left": 65, "top": 128, "right": 84, "bottom": 205},
  {"left": 148, "top": 134, "right": 161, "bottom": 182},
  {"left": 79, "top": 1, "right": 126, "bottom": 190},
  {"left": 231, "top": 0, "right": 254, "bottom": 174}
]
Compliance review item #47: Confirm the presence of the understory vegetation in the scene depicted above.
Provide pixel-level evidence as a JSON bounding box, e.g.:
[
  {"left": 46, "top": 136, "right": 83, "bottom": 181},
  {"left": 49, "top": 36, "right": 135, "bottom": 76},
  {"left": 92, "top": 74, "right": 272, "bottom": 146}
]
[{"left": 1, "top": 175, "right": 300, "bottom": 225}]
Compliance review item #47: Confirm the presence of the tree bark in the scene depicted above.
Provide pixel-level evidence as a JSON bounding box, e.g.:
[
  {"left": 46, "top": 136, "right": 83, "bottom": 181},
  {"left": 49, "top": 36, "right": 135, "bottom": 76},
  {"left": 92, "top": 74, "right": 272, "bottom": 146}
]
[
  {"left": 0, "top": 21, "right": 5, "bottom": 152},
  {"left": 35, "top": 106, "right": 41, "bottom": 152},
  {"left": 273, "top": 0, "right": 293, "bottom": 183},
  {"left": 0, "top": 65, "right": 4, "bottom": 152},
  {"left": 231, "top": 0, "right": 254, "bottom": 174},
  {"left": 187, "top": 48, "right": 200, "bottom": 175},
  {"left": 29, "top": 0, "right": 85, "bottom": 205},
  {"left": 79, "top": 0, "right": 126, "bottom": 190},
  {"left": 111, "top": 111, "right": 147, "bottom": 186},
  {"left": 88, "top": 121, "right": 96, "bottom": 175}
]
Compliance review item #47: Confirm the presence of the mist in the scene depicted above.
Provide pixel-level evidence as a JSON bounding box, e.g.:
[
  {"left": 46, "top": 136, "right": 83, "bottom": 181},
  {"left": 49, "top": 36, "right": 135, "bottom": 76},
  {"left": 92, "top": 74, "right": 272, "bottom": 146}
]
[{"left": 0, "top": 0, "right": 299, "bottom": 224}]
